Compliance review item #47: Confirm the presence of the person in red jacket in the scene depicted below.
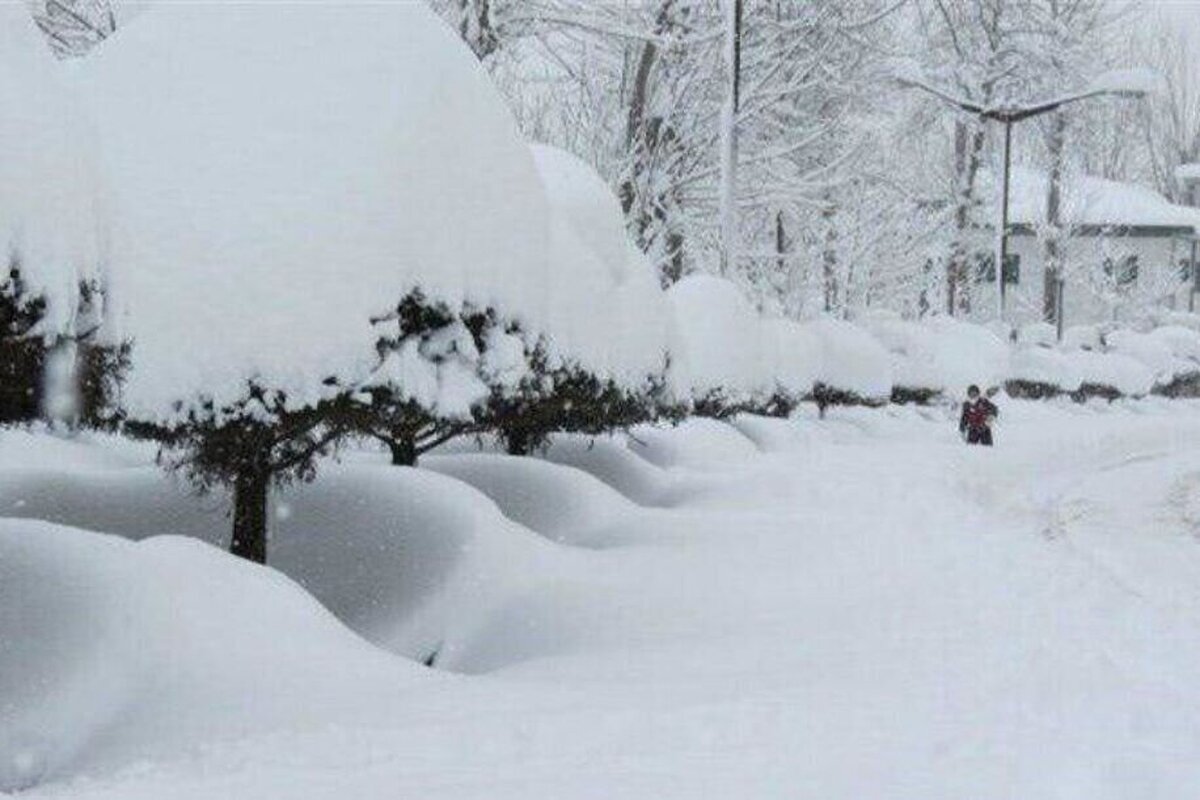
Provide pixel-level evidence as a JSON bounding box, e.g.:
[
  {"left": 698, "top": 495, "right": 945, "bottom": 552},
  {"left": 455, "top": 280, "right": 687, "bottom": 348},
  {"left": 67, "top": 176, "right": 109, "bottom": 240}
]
[{"left": 959, "top": 385, "right": 998, "bottom": 446}]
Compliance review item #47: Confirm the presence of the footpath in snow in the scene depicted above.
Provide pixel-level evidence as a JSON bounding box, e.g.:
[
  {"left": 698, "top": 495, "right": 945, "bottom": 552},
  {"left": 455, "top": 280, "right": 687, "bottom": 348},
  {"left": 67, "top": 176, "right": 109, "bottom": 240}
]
[{"left": 5, "top": 400, "right": 1200, "bottom": 798}]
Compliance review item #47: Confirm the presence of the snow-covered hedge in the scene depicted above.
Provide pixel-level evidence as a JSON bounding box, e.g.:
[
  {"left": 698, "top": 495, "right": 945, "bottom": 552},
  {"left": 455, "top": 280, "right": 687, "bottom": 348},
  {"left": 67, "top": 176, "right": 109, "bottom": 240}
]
[{"left": 666, "top": 275, "right": 776, "bottom": 414}]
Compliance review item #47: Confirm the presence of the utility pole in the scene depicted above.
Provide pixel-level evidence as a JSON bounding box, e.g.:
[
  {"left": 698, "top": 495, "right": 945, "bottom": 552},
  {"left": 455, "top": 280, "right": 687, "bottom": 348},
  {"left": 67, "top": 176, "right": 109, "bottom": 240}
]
[{"left": 994, "top": 120, "right": 1012, "bottom": 321}]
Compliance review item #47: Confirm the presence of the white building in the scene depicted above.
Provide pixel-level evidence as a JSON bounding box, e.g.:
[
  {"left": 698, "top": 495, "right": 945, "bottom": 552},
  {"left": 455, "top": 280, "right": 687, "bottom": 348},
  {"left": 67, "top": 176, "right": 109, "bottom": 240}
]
[{"left": 970, "top": 169, "right": 1200, "bottom": 327}]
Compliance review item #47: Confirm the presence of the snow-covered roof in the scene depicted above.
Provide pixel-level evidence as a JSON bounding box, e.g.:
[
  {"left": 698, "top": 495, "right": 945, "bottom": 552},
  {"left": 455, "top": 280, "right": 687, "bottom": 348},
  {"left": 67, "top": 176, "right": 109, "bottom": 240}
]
[
  {"left": 69, "top": 3, "right": 665, "bottom": 423},
  {"left": 1003, "top": 168, "right": 1200, "bottom": 233}
]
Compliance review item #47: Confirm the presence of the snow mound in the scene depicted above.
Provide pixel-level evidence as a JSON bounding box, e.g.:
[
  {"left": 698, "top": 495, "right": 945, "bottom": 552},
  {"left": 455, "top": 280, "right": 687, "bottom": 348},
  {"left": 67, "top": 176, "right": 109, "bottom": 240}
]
[
  {"left": 0, "top": 465, "right": 561, "bottom": 666},
  {"left": 76, "top": 2, "right": 558, "bottom": 421},
  {"left": 423, "top": 453, "right": 636, "bottom": 546},
  {"left": 629, "top": 418, "right": 759, "bottom": 470},
  {"left": 0, "top": 520, "right": 419, "bottom": 790},
  {"left": 539, "top": 433, "right": 676, "bottom": 506},
  {"left": 0, "top": 5, "right": 109, "bottom": 335},
  {"left": 666, "top": 275, "right": 772, "bottom": 402},
  {"left": 808, "top": 317, "right": 893, "bottom": 400}
]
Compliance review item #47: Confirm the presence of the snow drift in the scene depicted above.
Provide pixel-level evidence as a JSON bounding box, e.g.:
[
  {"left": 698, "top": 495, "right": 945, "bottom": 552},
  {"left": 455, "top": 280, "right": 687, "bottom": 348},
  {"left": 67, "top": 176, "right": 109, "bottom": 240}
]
[
  {"left": 0, "top": 520, "right": 422, "bottom": 791},
  {"left": 0, "top": 464, "right": 563, "bottom": 668}
]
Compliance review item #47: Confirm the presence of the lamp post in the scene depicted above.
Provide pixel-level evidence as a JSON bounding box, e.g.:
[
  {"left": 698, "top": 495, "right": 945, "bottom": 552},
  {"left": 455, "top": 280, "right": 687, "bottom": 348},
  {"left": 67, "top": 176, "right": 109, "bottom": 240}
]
[{"left": 897, "top": 73, "right": 1153, "bottom": 323}]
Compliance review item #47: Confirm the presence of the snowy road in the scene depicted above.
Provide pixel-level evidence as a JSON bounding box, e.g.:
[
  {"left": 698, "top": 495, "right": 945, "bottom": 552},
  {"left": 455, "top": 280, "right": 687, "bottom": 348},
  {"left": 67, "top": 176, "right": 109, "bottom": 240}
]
[{"left": 17, "top": 401, "right": 1200, "bottom": 799}]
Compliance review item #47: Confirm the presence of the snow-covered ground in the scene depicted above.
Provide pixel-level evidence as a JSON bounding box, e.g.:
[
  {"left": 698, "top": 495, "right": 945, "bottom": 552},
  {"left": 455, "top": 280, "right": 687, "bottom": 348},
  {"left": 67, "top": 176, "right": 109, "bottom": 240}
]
[{"left": 7, "top": 401, "right": 1200, "bottom": 798}]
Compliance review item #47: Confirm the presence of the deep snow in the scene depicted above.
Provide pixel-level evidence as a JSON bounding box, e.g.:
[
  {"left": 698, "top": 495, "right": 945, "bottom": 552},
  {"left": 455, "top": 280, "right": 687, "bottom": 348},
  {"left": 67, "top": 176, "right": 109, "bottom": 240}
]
[{"left": 7, "top": 401, "right": 1200, "bottom": 797}]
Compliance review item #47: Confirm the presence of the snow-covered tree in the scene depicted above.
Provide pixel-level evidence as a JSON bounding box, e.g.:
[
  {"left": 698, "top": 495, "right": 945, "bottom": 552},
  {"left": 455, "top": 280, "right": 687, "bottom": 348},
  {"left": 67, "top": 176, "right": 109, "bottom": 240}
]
[{"left": 352, "top": 290, "right": 529, "bottom": 465}]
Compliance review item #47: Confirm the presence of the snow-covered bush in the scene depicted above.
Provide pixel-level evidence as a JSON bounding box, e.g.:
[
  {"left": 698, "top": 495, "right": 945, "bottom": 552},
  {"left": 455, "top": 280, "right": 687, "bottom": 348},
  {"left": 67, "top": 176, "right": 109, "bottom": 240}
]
[
  {"left": 666, "top": 275, "right": 776, "bottom": 418},
  {"left": 352, "top": 290, "right": 529, "bottom": 465},
  {"left": 482, "top": 344, "right": 664, "bottom": 456},
  {"left": 1064, "top": 350, "right": 1154, "bottom": 399},
  {"left": 1061, "top": 324, "right": 1102, "bottom": 351},
  {"left": 1, "top": 9, "right": 124, "bottom": 428},
  {"left": 1006, "top": 346, "right": 1082, "bottom": 399},
  {"left": 761, "top": 318, "right": 821, "bottom": 417},
  {"left": 1105, "top": 329, "right": 1193, "bottom": 388},
  {"left": 808, "top": 317, "right": 893, "bottom": 409},
  {"left": 72, "top": 2, "right": 677, "bottom": 559},
  {"left": 860, "top": 313, "right": 1005, "bottom": 403},
  {"left": 1016, "top": 322, "right": 1057, "bottom": 348}
]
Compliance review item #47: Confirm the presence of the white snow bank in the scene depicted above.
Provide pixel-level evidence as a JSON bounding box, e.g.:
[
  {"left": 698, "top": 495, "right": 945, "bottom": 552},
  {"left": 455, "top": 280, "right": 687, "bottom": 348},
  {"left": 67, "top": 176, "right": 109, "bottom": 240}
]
[
  {"left": 539, "top": 433, "right": 677, "bottom": 506},
  {"left": 0, "top": 520, "right": 420, "bottom": 790},
  {"left": 808, "top": 317, "right": 893, "bottom": 399},
  {"left": 666, "top": 275, "right": 773, "bottom": 402},
  {"left": 628, "top": 418, "right": 760, "bottom": 471},
  {"left": 0, "top": 465, "right": 561, "bottom": 666},
  {"left": 77, "top": 2, "right": 558, "bottom": 421},
  {"left": 423, "top": 453, "right": 635, "bottom": 546},
  {"left": 0, "top": 4, "right": 109, "bottom": 335}
]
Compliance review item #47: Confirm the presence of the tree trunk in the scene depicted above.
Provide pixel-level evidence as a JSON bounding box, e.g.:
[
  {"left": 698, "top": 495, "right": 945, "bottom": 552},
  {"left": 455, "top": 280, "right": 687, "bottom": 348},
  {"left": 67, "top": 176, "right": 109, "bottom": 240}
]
[
  {"left": 822, "top": 203, "right": 838, "bottom": 313},
  {"left": 1043, "top": 112, "right": 1066, "bottom": 324},
  {"left": 388, "top": 437, "right": 417, "bottom": 467},
  {"left": 717, "top": 0, "right": 743, "bottom": 276},
  {"left": 949, "top": 122, "right": 985, "bottom": 316},
  {"left": 231, "top": 466, "right": 269, "bottom": 565},
  {"left": 506, "top": 428, "right": 531, "bottom": 456}
]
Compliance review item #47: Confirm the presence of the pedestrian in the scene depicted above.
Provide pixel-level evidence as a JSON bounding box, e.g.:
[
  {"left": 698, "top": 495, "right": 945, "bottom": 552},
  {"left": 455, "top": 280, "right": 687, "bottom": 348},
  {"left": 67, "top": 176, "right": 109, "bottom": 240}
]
[{"left": 959, "top": 384, "right": 998, "bottom": 446}]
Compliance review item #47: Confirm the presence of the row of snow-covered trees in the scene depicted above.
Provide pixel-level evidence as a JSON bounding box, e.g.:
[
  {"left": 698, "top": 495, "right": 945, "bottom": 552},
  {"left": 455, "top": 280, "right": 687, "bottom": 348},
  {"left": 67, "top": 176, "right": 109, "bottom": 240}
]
[
  {"left": 27, "top": 0, "right": 1200, "bottom": 323},
  {"left": 429, "top": 0, "right": 1200, "bottom": 325}
]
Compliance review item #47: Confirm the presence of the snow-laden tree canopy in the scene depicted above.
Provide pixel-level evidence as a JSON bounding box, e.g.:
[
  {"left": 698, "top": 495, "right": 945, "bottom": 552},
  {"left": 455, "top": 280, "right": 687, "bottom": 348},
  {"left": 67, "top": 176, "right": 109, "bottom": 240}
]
[
  {"left": 70, "top": 2, "right": 664, "bottom": 424},
  {"left": 530, "top": 143, "right": 671, "bottom": 389},
  {"left": 1, "top": 4, "right": 110, "bottom": 338}
]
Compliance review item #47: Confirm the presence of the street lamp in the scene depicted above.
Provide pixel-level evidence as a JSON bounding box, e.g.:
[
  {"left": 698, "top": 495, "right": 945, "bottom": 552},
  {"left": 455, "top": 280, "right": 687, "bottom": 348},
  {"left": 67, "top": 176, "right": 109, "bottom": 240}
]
[{"left": 896, "top": 69, "right": 1156, "bottom": 323}]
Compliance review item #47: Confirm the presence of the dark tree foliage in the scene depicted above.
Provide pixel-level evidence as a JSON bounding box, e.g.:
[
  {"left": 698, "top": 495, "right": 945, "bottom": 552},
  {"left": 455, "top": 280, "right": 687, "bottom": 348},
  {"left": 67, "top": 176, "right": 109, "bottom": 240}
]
[
  {"left": 354, "top": 289, "right": 504, "bottom": 465},
  {"left": 809, "top": 382, "right": 887, "bottom": 418},
  {"left": 0, "top": 264, "right": 49, "bottom": 423},
  {"left": 687, "top": 386, "right": 802, "bottom": 421},
  {"left": 0, "top": 263, "right": 128, "bottom": 428},
  {"left": 139, "top": 385, "right": 357, "bottom": 564},
  {"left": 485, "top": 345, "right": 662, "bottom": 456}
]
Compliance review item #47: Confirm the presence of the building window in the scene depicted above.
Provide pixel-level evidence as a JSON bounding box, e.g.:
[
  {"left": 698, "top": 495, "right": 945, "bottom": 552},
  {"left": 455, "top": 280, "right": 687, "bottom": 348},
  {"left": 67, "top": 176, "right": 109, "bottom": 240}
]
[
  {"left": 1103, "top": 255, "right": 1139, "bottom": 287},
  {"left": 974, "top": 252, "right": 1020, "bottom": 285},
  {"left": 1180, "top": 258, "right": 1194, "bottom": 284}
]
